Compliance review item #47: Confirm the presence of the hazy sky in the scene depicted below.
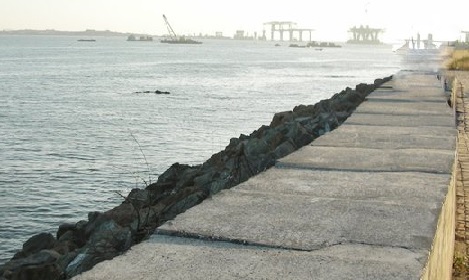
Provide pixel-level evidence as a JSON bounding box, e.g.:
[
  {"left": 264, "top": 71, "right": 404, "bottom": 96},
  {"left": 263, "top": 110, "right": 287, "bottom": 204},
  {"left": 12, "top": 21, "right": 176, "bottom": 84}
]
[{"left": 1, "top": 0, "right": 468, "bottom": 42}]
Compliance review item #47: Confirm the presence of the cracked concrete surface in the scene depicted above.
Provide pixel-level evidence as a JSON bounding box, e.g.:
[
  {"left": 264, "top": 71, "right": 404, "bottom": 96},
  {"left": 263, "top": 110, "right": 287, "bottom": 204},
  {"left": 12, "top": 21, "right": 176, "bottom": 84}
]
[{"left": 74, "top": 236, "right": 427, "bottom": 280}]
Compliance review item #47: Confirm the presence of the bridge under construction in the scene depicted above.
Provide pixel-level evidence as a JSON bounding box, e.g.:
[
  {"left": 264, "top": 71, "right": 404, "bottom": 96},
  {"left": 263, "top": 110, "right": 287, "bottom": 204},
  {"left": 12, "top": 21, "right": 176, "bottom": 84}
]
[
  {"left": 262, "top": 22, "right": 384, "bottom": 44},
  {"left": 263, "top": 21, "right": 314, "bottom": 42},
  {"left": 347, "top": 25, "right": 384, "bottom": 44}
]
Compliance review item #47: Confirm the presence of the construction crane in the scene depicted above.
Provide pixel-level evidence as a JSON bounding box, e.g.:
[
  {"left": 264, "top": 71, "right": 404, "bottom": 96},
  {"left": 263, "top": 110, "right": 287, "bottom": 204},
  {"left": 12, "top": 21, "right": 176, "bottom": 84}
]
[
  {"left": 160, "top": 14, "right": 202, "bottom": 44},
  {"left": 162, "top": 14, "right": 178, "bottom": 40}
]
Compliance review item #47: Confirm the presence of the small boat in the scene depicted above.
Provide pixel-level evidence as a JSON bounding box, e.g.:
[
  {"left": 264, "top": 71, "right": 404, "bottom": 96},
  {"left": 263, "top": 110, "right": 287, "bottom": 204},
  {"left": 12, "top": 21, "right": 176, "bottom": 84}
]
[
  {"left": 288, "top": 43, "right": 305, "bottom": 48},
  {"left": 77, "top": 39, "right": 96, "bottom": 42},
  {"left": 394, "top": 34, "right": 442, "bottom": 66},
  {"left": 394, "top": 34, "right": 440, "bottom": 56}
]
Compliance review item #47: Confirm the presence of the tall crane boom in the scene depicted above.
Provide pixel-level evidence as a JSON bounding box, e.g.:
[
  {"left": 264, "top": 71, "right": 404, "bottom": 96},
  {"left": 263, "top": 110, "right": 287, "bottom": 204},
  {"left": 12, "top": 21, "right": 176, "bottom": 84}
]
[
  {"left": 162, "top": 14, "right": 177, "bottom": 40},
  {"left": 160, "top": 14, "right": 202, "bottom": 44}
]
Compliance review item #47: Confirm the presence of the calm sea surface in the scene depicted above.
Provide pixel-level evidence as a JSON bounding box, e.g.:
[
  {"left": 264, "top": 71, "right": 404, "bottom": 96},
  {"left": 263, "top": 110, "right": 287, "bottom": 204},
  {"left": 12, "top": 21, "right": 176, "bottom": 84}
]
[{"left": 0, "top": 35, "right": 402, "bottom": 263}]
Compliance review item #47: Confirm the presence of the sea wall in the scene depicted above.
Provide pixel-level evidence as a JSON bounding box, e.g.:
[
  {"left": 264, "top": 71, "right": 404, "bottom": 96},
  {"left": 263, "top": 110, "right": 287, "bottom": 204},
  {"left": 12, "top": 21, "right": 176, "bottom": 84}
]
[
  {"left": 0, "top": 76, "right": 392, "bottom": 280},
  {"left": 448, "top": 74, "right": 469, "bottom": 279},
  {"left": 420, "top": 158, "right": 455, "bottom": 280},
  {"left": 422, "top": 74, "right": 468, "bottom": 280}
]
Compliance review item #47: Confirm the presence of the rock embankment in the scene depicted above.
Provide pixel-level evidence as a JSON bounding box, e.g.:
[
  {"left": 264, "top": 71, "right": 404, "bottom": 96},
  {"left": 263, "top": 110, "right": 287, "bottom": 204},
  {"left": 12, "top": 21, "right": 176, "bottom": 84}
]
[{"left": 0, "top": 76, "right": 392, "bottom": 280}]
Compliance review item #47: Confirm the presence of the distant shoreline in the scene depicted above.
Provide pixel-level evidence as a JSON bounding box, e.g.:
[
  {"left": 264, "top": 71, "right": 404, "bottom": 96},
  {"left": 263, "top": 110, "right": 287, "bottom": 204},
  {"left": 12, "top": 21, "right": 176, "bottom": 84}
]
[{"left": 0, "top": 29, "right": 152, "bottom": 37}]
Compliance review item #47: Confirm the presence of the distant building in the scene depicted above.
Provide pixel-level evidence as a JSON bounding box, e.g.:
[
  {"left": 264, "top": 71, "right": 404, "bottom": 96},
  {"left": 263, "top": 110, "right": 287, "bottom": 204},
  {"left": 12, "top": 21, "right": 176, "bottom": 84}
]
[
  {"left": 258, "top": 30, "right": 267, "bottom": 41},
  {"left": 233, "top": 30, "right": 255, "bottom": 40},
  {"left": 127, "top": 34, "right": 153, "bottom": 41},
  {"left": 463, "top": 31, "right": 469, "bottom": 43},
  {"left": 234, "top": 30, "right": 245, "bottom": 40}
]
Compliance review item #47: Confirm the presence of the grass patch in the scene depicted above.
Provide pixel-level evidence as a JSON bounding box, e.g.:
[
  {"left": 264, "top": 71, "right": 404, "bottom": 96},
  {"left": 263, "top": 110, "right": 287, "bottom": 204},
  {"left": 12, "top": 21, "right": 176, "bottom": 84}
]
[
  {"left": 448, "top": 57, "right": 469, "bottom": 70},
  {"left": 447, "top": 50, "right": 469, "bottom": 70},
  {"left": 454, "top": 252, "right": 469, "bottom": 278}
]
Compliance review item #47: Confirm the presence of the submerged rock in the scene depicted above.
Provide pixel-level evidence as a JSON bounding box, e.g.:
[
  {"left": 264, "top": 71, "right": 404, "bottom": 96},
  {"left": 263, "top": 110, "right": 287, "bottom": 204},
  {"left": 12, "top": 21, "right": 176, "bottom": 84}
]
[{"left": 133, "top": 90, "right": 170, "bottom": 94}]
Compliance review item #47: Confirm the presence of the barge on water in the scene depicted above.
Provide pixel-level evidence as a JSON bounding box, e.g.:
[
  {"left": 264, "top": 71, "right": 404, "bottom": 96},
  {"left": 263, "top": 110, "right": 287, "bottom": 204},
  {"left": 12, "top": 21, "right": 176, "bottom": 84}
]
[{"left": 161, "top": 14, "right": 202, "bottom": 45}]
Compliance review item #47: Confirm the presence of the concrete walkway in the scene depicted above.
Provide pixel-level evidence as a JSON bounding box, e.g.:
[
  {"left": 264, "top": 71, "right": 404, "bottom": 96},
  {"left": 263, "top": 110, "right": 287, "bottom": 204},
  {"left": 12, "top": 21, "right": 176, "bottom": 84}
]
[{"left": 74, "top": 72, "right": 456, "bottom": 280}]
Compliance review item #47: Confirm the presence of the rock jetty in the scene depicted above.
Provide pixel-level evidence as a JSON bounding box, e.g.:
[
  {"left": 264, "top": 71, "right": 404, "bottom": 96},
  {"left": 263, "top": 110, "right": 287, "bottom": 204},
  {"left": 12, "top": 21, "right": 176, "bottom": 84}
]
[{"left": 0, "top": 76, "right": 392, "bottom": 280}]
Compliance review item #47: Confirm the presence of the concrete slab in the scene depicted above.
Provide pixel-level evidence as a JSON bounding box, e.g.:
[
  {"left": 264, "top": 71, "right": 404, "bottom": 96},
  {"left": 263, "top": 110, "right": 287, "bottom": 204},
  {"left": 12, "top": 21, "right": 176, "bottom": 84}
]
[
  {"left": 276, "top": 146, "right": 454, "bottom": 173},
  {"left": 73, "top": 236, "right": 425, "bottom": 280},
  {"left": 354, "top": 99, "right": 452, "bottom": 116},
  {"left": 158, "top": 187, "right": 440, "bottom": 251},
  {"left": 235, "top": 168, "right": 449, "bottom": 205},
  {"left": 368, "top": 92, "right": 447, "bottom": 103},
  {"left": 312, "top": 124, "right": 456, "bottom": 150},
  {"left": 370, "top": 82, "right": 447, "bottom": 102},
  {"left": 344, "top": 113, "right": 455, "bottom": 127},
  {"left": 387, "top": 73, "right": 442, "bottom": 89}
]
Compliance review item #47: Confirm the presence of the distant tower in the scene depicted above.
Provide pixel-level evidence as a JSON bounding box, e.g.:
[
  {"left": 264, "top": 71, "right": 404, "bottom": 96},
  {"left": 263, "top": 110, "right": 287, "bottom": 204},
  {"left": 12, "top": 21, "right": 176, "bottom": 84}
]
[
  {"left": 425, "top": 33, "right": 434, "bottom": 49},
  {"left": 417, "top": 33, "right": 421, "bottom": 49}
]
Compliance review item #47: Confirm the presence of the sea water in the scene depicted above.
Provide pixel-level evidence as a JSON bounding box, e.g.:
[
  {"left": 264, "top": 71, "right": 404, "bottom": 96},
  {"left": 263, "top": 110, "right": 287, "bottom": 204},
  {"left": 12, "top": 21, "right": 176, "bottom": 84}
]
[{"left": 0, "top": 35, "right": 401, "bottom": 263}]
